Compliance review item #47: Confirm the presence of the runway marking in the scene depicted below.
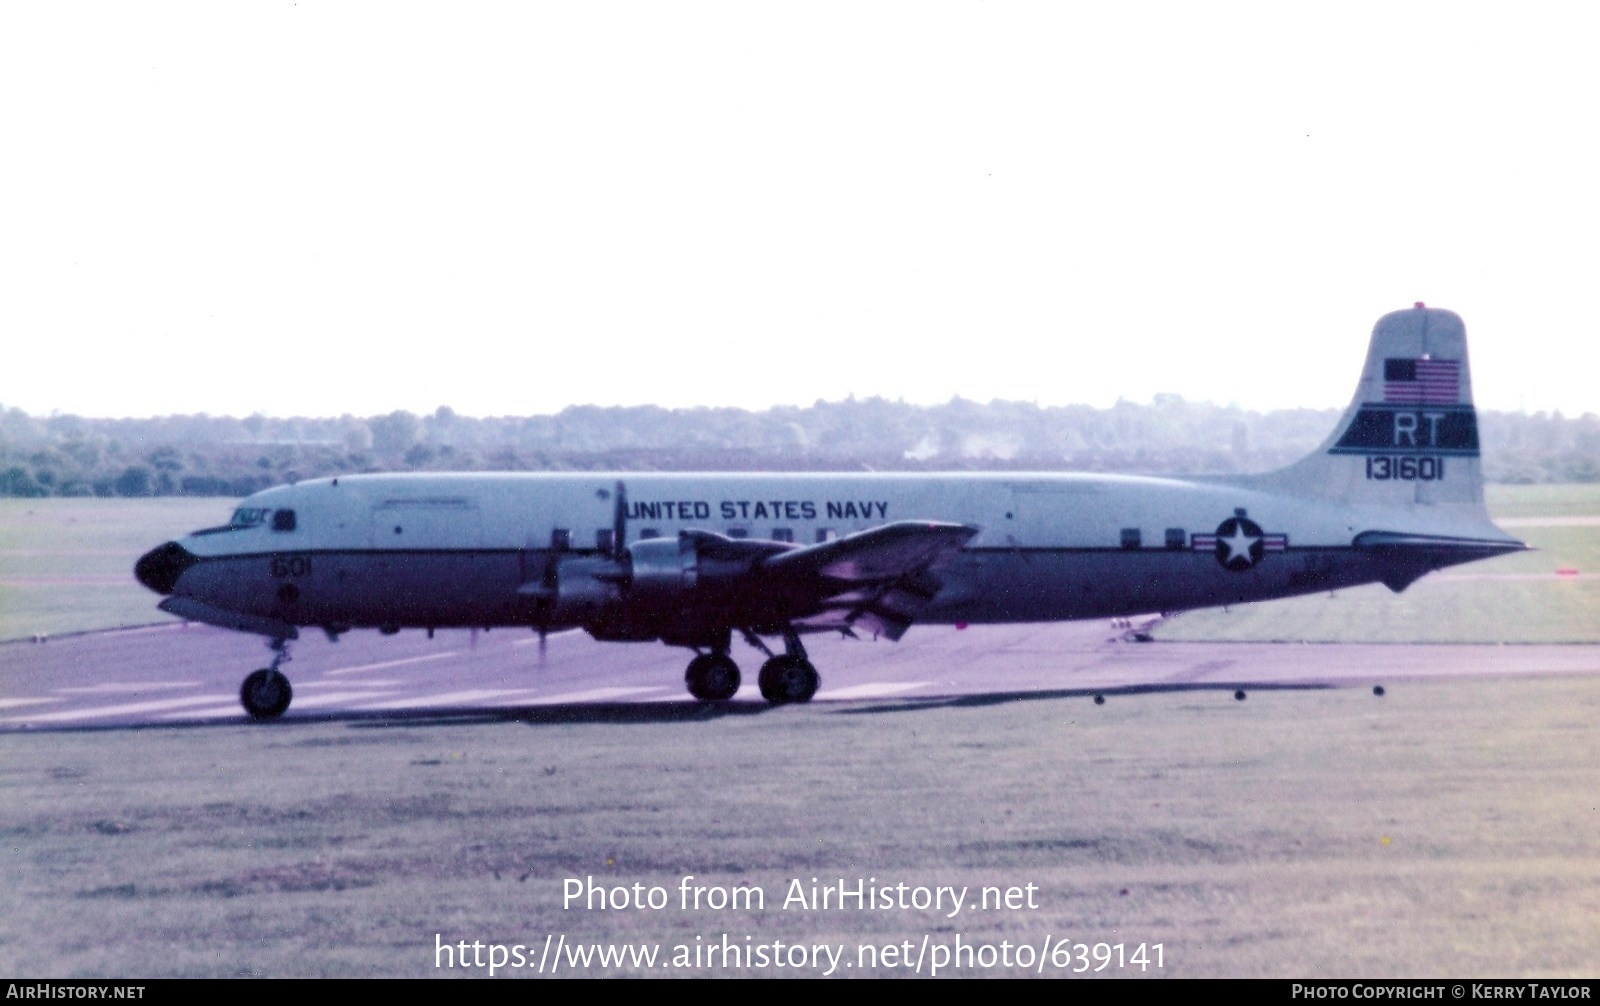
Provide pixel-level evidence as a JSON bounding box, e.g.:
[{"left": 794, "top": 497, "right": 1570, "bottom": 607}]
[
  {"left": 160, "top": 689, "right": 417, "bottom": 723},
  {"left": 323, "top": 652, "right": 462, "bottom": 677},
  {"left": 276, "top": 690, "right": 407, "bottom": 709},
  {"left": 1169, "top": 659, "right": 1238, "bottom": 683},
  {"left": 817, "top": 682, "right": 929, "bottom": 700},
  {"left": 4, "top": 694, "right": 233, "bottom": 724},
  {"left": 296, "top": 677, "right": 406, "bottom": 689},
  {"left": 158, "top": 685, "right": 673, "bottom": 719},
  {"left": 511, "top": 629, "right": 583, "bottom": 648},
  {"left": 0, "top": 549, "right": 134, "bottom": 556},
  {"left": 526, "top": 686, "right": 671, "bottom": 705},
  {"left": 352, "top": 688, "right": 540, "bottom": 710},
  {"left": 158, "top": 705, "right": 250, "bottom": 721},
  {"left": 1435, "top": 573, "right": 1585, "bottom": 581},
  {"left": 110, "top": 624, "right": 189, "bottom": 637},
  {"left": 58, "top": 682, "right": 197, "bottom": 694},
  {"left": 0, "top": 576, "right": 130, "bottom": 585},
  {"left": 0, "top": 697, "right": 59, "bottom": 710},
  {"left": 625, "top": 686, "right": 762, "bottom": 703}
]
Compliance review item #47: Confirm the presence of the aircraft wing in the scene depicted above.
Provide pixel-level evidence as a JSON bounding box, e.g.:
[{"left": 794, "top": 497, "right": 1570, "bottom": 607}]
[
  {"left": 754, "top": 521, "right": 979, "bottom": 639},
  {"left": 759, "top": 520, "right": 978, "bottom": 581}
]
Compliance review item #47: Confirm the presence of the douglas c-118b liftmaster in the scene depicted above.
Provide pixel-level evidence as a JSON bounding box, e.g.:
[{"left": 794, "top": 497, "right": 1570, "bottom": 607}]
[{"left": 136, "top": 305, "right": 1523, "bottom": 719}]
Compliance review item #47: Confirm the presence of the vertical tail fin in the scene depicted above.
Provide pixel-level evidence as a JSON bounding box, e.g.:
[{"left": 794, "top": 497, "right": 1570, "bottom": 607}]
[{"left": 1262, "top": 304, "right": 1485, "bottom": 508}]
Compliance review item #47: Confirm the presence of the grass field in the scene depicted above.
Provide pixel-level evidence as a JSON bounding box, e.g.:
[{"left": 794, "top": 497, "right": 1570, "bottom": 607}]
[
  {"left": 2, "top": 674, "right": 1596, "bottom": 977},
  {"left": 0, "top": 498, "right": 226, "bottom": 641},
  {"left": 1, "top": 486, "right": 1596, "bottom": 644},
  {"left": 1483, "top": 483, "right": 1600, "bottom": 520}
]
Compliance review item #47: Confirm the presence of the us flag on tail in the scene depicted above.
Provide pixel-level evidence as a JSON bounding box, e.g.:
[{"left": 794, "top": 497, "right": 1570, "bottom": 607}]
[{"left": 1384, "top": 358, "right": 1460, "bottom": 404}]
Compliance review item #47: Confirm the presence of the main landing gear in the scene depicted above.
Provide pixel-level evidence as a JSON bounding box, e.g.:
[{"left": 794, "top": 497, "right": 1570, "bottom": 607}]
[
  {"left": 240, "top": 638, "right": 293, "bottom": 720},
  {"left": 757, "top": 653, "right": 819, "bottom": 705},
  {"left": 684, "top": 651, "right": 741, "bottom": 701},
  {"left": 683, "top": 627, "right": 820, "bottom": 705}
]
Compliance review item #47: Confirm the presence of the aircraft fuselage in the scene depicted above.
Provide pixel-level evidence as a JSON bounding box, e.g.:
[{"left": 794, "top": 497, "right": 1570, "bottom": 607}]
[{"left": 144, "top": 470, "right": 1512, "bottom": 637}]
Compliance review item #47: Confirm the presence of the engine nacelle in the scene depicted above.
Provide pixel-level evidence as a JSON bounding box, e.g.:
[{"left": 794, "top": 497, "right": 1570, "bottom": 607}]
[
  {"left": 535, "top": 555, "right": 623, "bottom": 627},
  {"left": 537, "top": 532, "right": 774, "bottom": 640},
  {"left": 624, "top": 536, "right": 698, "bottom": 602},
  {"left": 627, "top": 532, "right": 764, "bottom": 602}
]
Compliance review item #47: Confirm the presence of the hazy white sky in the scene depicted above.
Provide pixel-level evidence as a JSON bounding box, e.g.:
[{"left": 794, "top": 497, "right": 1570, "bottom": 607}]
[{"left": 3, "top": 2, "right": 1597, "bottom": 419}]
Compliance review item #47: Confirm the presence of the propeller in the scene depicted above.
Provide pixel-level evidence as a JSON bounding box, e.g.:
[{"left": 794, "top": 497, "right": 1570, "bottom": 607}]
[
  {"left": 612, "top": 479, "right": 628, "bottom": 560},
  {"left": 533, "top": 551, "right": 558, "bottom": 665},
  {"left": 531, "top": 512, "right": 579, "bottom": 664},
  {"left": 527, "top": 481, "right": 626, "bottom": 669}
]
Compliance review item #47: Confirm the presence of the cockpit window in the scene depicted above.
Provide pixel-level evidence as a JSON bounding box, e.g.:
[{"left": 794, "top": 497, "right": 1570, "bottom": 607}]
[
  {"left": 230, "top": 507, "right": 271, "bottom": 528},
  {"left": 194, "top": 506, "right": 275, "bottom": 536},
  {"left": 272, "top": 509, "right": 297, "bottom": 532}
]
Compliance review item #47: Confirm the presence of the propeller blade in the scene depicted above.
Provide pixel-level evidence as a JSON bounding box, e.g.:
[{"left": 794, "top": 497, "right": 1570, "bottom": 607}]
[{"left": 613, "top": 479, "right": 627, "bottom": 559}]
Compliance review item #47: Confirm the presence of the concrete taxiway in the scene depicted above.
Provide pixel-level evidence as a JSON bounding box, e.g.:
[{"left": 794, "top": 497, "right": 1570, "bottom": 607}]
[{"left": 3, "top": 617, "right": 1597, "bottom": 731}]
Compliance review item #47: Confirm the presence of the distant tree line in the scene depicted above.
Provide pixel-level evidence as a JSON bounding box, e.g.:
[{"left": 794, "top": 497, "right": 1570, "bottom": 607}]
[{"left": 0, "top": 399, "right": 1595, "bottom": 498}]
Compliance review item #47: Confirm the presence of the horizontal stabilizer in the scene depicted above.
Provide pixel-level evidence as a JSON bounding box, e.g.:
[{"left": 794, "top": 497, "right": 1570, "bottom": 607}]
[
  {"left": 1352, "top": 530, "right": 1527, "bottom": 557},
  {"left": 1352, "top": 530, "right": 1527, "bottom": 593}
]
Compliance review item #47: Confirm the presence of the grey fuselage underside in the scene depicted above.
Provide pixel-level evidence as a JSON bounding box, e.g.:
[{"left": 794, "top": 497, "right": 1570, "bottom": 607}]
[{"left": 175, "top": 543, "right": 1412, "bottom": 631}]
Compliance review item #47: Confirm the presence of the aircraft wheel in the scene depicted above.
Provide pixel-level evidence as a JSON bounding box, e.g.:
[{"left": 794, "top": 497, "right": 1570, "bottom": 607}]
[
  {"left": 685, "top": 653, "right": 740, "bottom": 701},
  {"left": 240, "top": 668, "right": 292, "bottom": 720},
  {"left": 758, "top": 655, "right": 819, "bottom": 705}
]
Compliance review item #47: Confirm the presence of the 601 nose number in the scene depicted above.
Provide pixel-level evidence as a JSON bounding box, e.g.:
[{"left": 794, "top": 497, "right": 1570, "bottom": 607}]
[{"left": 269, "top": 556, "right": 312, "bottom": 578}]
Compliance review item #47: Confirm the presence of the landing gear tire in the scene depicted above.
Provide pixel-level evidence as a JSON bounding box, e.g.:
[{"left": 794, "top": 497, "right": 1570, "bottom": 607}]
[
  {"left": 685, "top": 653, "right": 740, "bottom": 701},
  {"left": 241, "top": 668, "right": 293, "bottom": 720},
  {"left": 758, "top": 655, "right": 819, "bottom": 705}
]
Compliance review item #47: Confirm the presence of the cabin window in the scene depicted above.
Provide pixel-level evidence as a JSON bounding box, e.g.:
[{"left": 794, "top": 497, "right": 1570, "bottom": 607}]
[
  {"left": 272, "top": 509, "right": 297, "bottom": 532},
  {"left": 772, "top": 528, "right": 794, "bottom": 543},
  {"left": 1120, "top": 527, "right": 1141, "bottom": 550},
  {"left": 816, "top": 528, "right": 837, "bottom": 543},
  {"left": 727, "top": 528, "right": 750, "bottom": 539},
  {"left": 596, "top": 529, "right": 615, "bottom": 553},
  {"left": 1165, "top": 527, "right": 1186, "bottom": 550},
  {"left": 550, "top": 528, "right": 571, "bottom": 551},
  {"left": 640, "top": 528, "right": 660, "bottom": 540}
]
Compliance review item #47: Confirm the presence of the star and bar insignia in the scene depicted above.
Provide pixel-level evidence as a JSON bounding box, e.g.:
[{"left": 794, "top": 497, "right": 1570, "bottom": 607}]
[{"left": 1191, "top": 516, "right": 1287, "bottom": 571}]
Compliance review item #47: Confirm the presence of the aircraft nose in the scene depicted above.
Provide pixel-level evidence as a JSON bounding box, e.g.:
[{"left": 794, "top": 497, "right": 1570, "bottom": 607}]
[{"left": 134, "top": 541, "right": 198, "bottom": 595}]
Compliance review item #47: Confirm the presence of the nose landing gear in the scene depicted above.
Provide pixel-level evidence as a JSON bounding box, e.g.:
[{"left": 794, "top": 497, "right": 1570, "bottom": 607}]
[{"left": 240, "top": 638, "right": 293, "bottom": 720}]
